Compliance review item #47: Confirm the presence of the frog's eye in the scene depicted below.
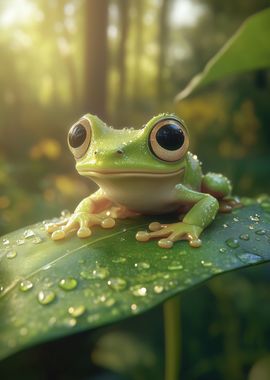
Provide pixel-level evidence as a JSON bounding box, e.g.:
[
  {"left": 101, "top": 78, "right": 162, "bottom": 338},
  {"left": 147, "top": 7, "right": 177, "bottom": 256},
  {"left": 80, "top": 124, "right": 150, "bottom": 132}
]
[
  {"left": 68, "top": 118, "right": 91, "bottom": 159},
  {"left": 149, "top": 118, "right": 189, "bottom": 162}
]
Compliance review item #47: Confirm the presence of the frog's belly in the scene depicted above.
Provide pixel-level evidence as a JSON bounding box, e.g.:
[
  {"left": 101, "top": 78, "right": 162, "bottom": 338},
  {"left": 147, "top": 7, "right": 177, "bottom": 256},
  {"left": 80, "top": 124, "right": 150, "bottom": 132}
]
[{"left": 94, "top": 174, "right": 182, "bottom": 215}]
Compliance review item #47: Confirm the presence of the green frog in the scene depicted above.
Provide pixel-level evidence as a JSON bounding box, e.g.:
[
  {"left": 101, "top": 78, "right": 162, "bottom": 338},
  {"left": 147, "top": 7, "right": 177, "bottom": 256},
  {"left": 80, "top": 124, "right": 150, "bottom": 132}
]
[{"left": 46, "top": 113, "right": 235, "bottom": 248}]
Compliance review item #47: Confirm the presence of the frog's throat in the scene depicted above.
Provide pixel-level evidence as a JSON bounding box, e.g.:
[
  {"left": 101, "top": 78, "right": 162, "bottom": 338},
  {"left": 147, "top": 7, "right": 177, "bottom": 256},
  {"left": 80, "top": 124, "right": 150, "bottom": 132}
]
[{"left": 78, "top": 168, "right": 184, "bottom": 178}]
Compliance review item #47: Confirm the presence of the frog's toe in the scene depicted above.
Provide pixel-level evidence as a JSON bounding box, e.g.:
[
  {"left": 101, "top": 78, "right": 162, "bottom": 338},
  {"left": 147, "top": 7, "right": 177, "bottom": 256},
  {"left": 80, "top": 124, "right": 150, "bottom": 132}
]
[
  {"left": 77, "top": 226, "right": 92, "bottom": 238},
  {"left": 101, "top": 217, "right": 115, "bottom": 228},
  {"left": 149, "top": 222, "right": 162, "bottom": 231},
  {"left": 136, "top": 226, "right": 170, "bottom": 243},
  {"left": 158, "top": 238, "right": 174, "bottom": 249},
  {"left": 51, "top": 229, "right": 66, "bottom": 240},
  {"left": 136, "top": 231, "right": 151, "bottom": 242},
  {"left": 188, "top": 235, "right": 202, "bottom": 248},
  {"left": 45, "top": 219, "right": 68, "bottom": 233}
]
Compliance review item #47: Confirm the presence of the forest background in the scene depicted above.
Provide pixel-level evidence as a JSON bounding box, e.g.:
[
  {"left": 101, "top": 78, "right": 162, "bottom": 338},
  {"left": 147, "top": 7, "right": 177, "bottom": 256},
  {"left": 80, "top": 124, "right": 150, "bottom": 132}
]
[{"left": 0, "top": 0, "right": 269, "bottom": 235}]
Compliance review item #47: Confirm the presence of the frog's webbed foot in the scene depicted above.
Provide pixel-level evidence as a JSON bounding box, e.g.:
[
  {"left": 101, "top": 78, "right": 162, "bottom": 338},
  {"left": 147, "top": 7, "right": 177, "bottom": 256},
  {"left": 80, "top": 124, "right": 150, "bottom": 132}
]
[
  {"left": 219, "top": 196, "right": 242, "bottom": 213},
  {"left": 46, "top": 212, "right": 115, "bottom": 241},
  {"left": 136, "top": 221, "right": 203, "bottom": 249}
]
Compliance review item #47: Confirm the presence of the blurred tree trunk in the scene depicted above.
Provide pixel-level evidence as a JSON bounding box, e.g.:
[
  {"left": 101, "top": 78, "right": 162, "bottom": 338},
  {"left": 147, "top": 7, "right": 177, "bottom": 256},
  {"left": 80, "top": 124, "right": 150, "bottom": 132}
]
[
  {"left": 115, "top": 0, "right": 130, "bottom": 123},
  {"left": 157, "top": 0, "right": 170, "bottom": 103},
  {"left": 84, "top": 0, "right": 108, "bottom": 119},
  {"left": 132, "top": 0, "right": 143, "bottom": 100}
]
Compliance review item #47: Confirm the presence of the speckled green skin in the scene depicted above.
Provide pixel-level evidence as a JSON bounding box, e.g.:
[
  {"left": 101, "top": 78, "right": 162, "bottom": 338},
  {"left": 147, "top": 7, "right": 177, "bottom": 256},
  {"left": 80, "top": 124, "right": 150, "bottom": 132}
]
[{"left": 46, "top": 113, "right": 232, "bottom": 248}]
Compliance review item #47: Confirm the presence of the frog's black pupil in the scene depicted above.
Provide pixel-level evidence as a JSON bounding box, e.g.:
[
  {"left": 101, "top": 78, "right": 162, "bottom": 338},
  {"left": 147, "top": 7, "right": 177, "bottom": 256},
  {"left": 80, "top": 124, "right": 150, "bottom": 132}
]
[
  {"left": 69, "top": 124, "right": 87, "bottom": 148},
  {"left": 156, "top": 124, "right": 184, "bottom": 151}
]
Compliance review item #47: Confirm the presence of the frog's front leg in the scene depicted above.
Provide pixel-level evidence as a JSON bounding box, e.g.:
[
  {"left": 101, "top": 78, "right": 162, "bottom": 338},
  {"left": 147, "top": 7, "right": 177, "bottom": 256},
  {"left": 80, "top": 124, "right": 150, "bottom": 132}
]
[
  {"left": 46, "top": 189, "right": 115, "bottom": 240},
  {"left": 136, "top": 185, "right": 219, "bottom": 248}
]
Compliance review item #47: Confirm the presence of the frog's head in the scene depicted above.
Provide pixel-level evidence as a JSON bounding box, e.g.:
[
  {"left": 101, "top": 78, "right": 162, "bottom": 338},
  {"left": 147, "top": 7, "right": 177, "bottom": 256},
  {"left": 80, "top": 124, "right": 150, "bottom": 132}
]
[{"left": 67, "top": 113, "right": 190, "bottom": 180}]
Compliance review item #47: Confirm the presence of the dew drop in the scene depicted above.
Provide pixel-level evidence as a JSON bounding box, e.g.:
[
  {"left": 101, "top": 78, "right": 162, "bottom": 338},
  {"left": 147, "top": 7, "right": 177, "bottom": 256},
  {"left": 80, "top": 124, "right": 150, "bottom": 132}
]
[
  {"left": 130, "top": 285, "right": 147, "bottom": 297},
  {"left": 80, "top": 271, "right": 93, "bottom": 280},
  {"left": 226, "top": 238, "right": 240, "bottom": 249},
  {"left": 255, "top": 229, "right": 266, "bottom": 236},
  {"left": 154, "top": 285, "right": 164, "bottom": 294},
  {"left": 233, "top": 217, "right": 239, "bottom": 222},
  {"left": 239, "top": 233, "right": 250, "bottom": 241},
  {"left": 250, "top": 214, "right": 260, "bottom": 222},
  {"left": 92, "top": 267, "right": 109, "bottom": 279},
  {"left": 66, "top": 318, "right": 77, "bottom": 327},
  {"left": 6, "top": 250, "right": 17, "bottom": 259},
  {"left": 107, "top": 277, "right": 127, "bottom": 291},
  {"left": 134, "top": 262, "right": 150, "bottom": 270},
  {"left": 23, "top": 229, "right": 35, "bottom": 239},
  {"left": 223, "top": 224, "right": 229, "bottom": 228},
  {"left": 219, "top": 248, "right": 227, "bottom": 254},
  {"left": 2, "top": 238, "right": 10, "bottom": 246},
  {"left": 201, "top": 260, "right": 213, "bottom": 267},
  {"left": 59, "top": 277, "right": 78, "bottom": 290},
  {"left": 32, "top": 236, "right": 42, "bottom": 244},
  {"left": 237, "top": 252, "right": 263, "bottom": 264},
  {"left": 38, "top": 290, "right": 56, "bottom": 305},
  {"left": 20, "top": 280, "right": 33, "bottom": 292},
  {"left": 68, "top": 305, "right": 86, "bottom": 317},
  {"left": 168, "top": 261, "right": 183, "bottom": 270},
  {"left": 112, "top": 257, "right": 126, "bottom": 264},
  {"left": 16, "top": 239, "right": 25, "bottom": 246},
  {"left": 0, "top": 285, "right": 4, "bottom": 292}
]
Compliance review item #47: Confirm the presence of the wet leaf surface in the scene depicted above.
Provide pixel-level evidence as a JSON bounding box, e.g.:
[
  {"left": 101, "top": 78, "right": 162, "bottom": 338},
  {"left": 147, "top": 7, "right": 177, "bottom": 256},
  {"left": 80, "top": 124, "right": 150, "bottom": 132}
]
[{"left": 0, "top": 200, "right": 270, "bottom": 360}]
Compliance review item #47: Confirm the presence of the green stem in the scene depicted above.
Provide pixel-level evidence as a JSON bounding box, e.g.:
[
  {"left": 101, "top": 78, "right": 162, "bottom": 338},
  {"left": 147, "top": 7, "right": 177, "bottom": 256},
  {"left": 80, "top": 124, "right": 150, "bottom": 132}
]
[{"left": 163, "top": 295, "right": 181, "bottom": 380}]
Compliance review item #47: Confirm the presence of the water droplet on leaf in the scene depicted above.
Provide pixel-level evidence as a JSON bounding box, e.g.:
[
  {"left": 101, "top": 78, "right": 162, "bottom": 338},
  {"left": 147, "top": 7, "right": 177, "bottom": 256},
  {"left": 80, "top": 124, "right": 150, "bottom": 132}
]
[
  {"left": 107, "top": 277, "right": 127, "bottom": 291},
  {"left": 226, "top": 238, "right": 240, "bottom": 249},
  {"left": 112, "top": 257, "right": 126, "bottom": 264},
  {"left": 6, "top": 250, "right": 17, "bottom": 259},
  {"left": 92, "top": 267, "right": 109, "bottom": 279},
  {"left": 219, "top": 248, "right": 227, "bottom": 254},
  {"left": 23, "top": 229, "right": 35, "bottom": 239},
  {"left": 237, "top": 252, "right": 263, "bottom": 264},
  {"left": 201, "top": 260, "right": 213, "bottom": 267},
  {"left": 16, "top": 239, "right": 25, "bottom": 246},
  {"left": 68, "top": 305, "right": 86, "bottom": 317},
  {"left": 134, "top": 262, "right": 150, "bottom": 270},
  {"left": 38, "top": 290, "right": 56, "bottom": 305},
  {"left": 255, "top": 229, "right": 266, "bottom": 236},
  {"left": 20, "top": 280, "right": 33, "bottom": 292},
  {"left": 59, "top": 277, "right": 78, "bottom": 290},
  {"left": 154, "top": 285, "right": 164, "bottom": 294},
  {"left": 239, "top": 233, "right": 250, "bottom": 241},
  {"left": 130, "top": 285, "right": 147, "bottom": 297},
  {"left": 168, "top": 261, "right": 183, "bottom": 270}
]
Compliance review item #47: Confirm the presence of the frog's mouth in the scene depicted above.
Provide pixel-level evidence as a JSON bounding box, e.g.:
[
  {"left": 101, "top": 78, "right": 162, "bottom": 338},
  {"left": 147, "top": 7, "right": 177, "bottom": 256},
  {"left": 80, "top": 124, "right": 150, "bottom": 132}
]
[{"left": 78, "top": 167, "right": 185, "bottom": 178}]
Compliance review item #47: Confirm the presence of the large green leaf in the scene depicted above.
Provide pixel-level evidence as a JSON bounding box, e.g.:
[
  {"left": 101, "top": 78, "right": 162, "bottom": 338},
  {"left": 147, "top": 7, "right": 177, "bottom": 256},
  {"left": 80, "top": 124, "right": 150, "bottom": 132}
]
[
  {"left": 176, "top": 8, "right": 270, "bottom": 100},
  {"left": 0, "top": 199, "right": 270, "bottom": 360}
]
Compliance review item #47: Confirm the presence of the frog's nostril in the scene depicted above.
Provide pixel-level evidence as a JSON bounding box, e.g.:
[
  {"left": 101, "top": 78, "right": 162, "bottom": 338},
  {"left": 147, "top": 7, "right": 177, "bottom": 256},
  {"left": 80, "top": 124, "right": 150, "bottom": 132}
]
[
  {"left": 94, "top": 150, "right": 98, "bottom": 155},
  {"left": 116, "top": 149, "right": 124, "bottom": 155}
]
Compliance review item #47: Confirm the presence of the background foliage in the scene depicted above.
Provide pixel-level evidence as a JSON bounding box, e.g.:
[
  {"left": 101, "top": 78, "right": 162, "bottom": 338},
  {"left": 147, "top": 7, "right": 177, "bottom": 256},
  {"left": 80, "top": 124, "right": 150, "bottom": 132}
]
[{"left": 0, "top": 1, "right": 270, "bottom": 379}]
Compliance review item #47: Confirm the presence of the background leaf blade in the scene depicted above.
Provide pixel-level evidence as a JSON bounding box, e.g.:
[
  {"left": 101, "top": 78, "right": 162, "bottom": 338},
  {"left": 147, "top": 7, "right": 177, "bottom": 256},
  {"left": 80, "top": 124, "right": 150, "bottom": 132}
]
[{"left": 176, "top": 8, "right": 270, "bottom": 100}]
